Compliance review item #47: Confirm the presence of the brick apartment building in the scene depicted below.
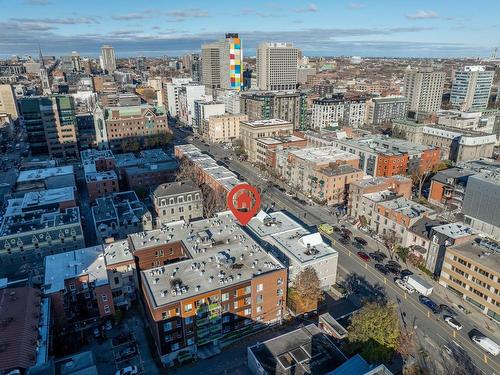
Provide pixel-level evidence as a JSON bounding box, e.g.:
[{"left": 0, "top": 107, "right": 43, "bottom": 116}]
[{"left": 128, "top": 212, "right": 287, "bottom": 365}]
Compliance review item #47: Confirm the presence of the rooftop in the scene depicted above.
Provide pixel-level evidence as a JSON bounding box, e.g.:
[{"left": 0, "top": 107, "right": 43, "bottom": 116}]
[
  {"left": 448, "top": 237, "right": 500, "bottom": 273},
  {"left": 92, "top": 191, "right": 150, "bottom": 225},
  {"left": 257, "top": 135, "right": 305, "bottom": 145},
  {"left": 422, "top": 125, "right": 497, "bottom": 141},
  {"left": 105, "top": 104, "right": 166, "bottom": 118},
  {"left": 17, "top": 166, "right": 74, "bottom": 184},
  {"left": 4, "top": 187, "right": 75, "bottom": 217},
  {"left": 337, "top": 135, "right": 434, "bottom": 156},
  {"left": 135, "top": 212, "right": 284, "bottom": 307},
  {"left": 0, "top": 287, "right": 43, "bottom": 372},
  {"left": 378, "top": 197, "right": 434, "bottom": 218},
  {"left": 241, "top": 118, "right": 293, "bottom": 127},
  {"left": 247, "top": 211, "right": 338, "bottom": 265},
  {"left": 351, "top": 175, "right": 410, "bottom": 189},
  {"left": 431, "top": 168, "right": 474, "bottom": 185},
  {"left": 153, "top": 181, "right": 201, "bottom": 198},
  {"left": 80, "top": 149, "right": 114, "bottom": 163},
  {"left": 433, "top": 222, "right": 475, "bottom": 239},
  {"left": 103, "top": 239, "right": 134, "bottom": 266},
  {"left": 408, "top": 218, "right": 449, "bottom": 239},
  {"left": 248, "top": 324, "right": 347, "bottom": 375},
  {"left": 320, "top": 164, "right": 361, "bottom": 177},
  {"left": 85, "top": 170, "right": 118, "bottom": 183},
  {"left": 289, "top": 146, "right": 359, "bottom": 164},
  {"left": 44, "top": 245, "right": 108, "bottom": 294}
]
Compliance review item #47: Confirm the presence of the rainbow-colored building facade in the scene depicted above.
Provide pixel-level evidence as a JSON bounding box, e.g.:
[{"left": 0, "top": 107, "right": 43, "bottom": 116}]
[{"left": 226, "top": 33, "right": 243, "bottom": 91}]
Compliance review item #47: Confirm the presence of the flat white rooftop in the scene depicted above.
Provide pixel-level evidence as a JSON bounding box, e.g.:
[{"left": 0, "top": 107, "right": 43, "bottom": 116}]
[
  {"left": 289, "top": 146, "right": 358, "bottom": 164},
  {"left": 242, "top": 118, "right": 293, "bottom": 127},
  {"left": 44, "top": 245, "right": 107, "bottom": 294},
  {"left": 17, "top": 166, "right": 74, "bottom": 183}
]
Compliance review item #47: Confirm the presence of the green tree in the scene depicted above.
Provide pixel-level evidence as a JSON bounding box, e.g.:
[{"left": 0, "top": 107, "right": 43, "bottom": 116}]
[
  {"left": 396, "top": 246, "right": 410, "bottom": 262},
  {"left": 347, "top": 302, "right": 400, "bottom": 363}
]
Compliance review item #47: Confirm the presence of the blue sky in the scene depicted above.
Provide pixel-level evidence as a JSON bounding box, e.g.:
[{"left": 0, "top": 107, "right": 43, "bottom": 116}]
[{"left": 0, "top": 0, "right": 499, "bottom": 58}]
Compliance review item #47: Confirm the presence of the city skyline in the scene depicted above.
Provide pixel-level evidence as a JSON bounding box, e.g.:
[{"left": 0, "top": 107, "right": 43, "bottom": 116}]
[{"left": 1, "top": 0, "right": 499, "bottom": 58}]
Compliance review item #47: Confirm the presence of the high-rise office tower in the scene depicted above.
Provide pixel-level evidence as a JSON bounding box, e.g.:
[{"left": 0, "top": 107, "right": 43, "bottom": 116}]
[
  {"left": 136, "top": 56, "right": 146, "bottom": 71},
  {"left": 256, "top": 42, "right": 300, "bottom": 91},
  {"left": 191, "top": 53, "right": 202, "bottom": 83},
  {"left": 403, "top": 67, "right": 445, "bottom": 114},
  {"left": 450, "top": 66, "right": 494, "bottom": 111},
  {"left": 201, "top": 33, "right": 242, "bottom": 91},
  {"left": 100, "top": 45, "right": 116, "bottom": 73}
]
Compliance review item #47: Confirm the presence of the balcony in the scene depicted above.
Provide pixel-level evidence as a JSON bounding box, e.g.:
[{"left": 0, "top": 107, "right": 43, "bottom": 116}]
[{"left": 196, "top": 317, "right": 209, "bottom": 327}]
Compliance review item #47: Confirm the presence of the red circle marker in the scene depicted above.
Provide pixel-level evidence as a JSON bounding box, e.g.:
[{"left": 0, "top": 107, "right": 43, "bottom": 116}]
[{"left": 227, "top": 183, "right": 261, "bottom": 226}]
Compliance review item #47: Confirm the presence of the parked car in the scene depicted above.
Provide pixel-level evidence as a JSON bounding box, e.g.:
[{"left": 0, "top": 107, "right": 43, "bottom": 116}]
[
  {"left": 112, "top": 332, "right": 134, "bottom": 346},
  {"left": 369, "top": 252, "right": 384, "bottom": 262},
  {"left": 457, "top": 304, "right": 470, "bottom": 314},
  {"left": 385, "top": 265, "right": 401, "bottom": 275},
  {"left": 342, "top": 228, "right": 352, "bottom": 237},
  {"left": 471, "top": 335, "right": 500, "bottom": 356},
  {"left": 357, "top": 251, "right": 370, "bottom": 262},
  {"left": 440, "top": 304, "right": 457, "bottom": 317},
  {"left": 115, "top": 366, "right": 139, "bottom": 375},
  {"left": 354, "top": 236, "right": 368, "bottom": 246},
  {"left": 419, "top": 296, "right": 441, "bottom": 314},
  {"left": 338, "top": 237, "right": 350, "bottom": 245},
  {"left": 395, "top": 278, "right": 416, "bottom": 294},
  {"left": 374, "top": 251, "right": 387, "bottom": 259},
  {"left": 375, "top": 263, "right": 389, "bottom": 275},
  {"left": 444, "top": 316, "right": 463, "bottom": 331},
  {"left": 386, "top": 260, "right": 401, "bottom": 269},
  {"left": 117, "top": 345, "right": 137, "bottom": 361},
  {"left": 332, "top": 226, "right": 342, "bottom": 233}
]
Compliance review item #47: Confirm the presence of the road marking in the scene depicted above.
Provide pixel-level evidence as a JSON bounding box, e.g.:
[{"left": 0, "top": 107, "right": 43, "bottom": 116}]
[
  {"left": 453, "top": 330, "right": 456, "bottom": 338},
  {"left": 364, "top": 262, "right": 368, "bottom": 269},
  {"left": 324, "top": 231, "right": 500, "bottom": 373},
  {"left": 384, "top": 277, "right": 387, "bottom": 284}
]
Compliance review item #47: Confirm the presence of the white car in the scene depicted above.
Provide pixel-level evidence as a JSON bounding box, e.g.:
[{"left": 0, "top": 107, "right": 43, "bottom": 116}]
[
  {"left": 445, "top": 316, "right": 463, "bottom": 331},
  {"left": 395, "top": 278, "right": 416, "bottom": 294},
  {"left": 115, "top": 366, "right": 139, "bottom": 375}
]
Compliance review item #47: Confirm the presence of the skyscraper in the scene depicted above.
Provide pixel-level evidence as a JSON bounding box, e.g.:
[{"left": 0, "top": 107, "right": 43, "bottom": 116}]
[
  {"left": 191, "top": 53, "right": 202, "bottom": 83},
  {"left": 201, "top": 33, "right": 243, "bottom": 91},
  {"left": 403, "top": 67, "right": 445, "bottom": 115},
  {"left": 100, "top": 45, "right": 116, "bottom": 73},
  {"left": 256, "top": 42, "right": 300, "bottom": 91},
  {"left": 38, "top": 46, "right": 51, "bottom": 95},
  {"left": 450, "top": 66, "right": 494, "bottom": 111}
]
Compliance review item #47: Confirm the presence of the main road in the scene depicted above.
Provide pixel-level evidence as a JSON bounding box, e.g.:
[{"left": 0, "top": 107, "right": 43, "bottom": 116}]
[{"left": 172, "top": 125, "right": 499, "bottom": 374}]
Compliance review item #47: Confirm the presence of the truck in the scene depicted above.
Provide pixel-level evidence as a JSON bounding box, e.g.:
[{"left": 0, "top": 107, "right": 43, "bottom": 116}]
[
  {"left": 404, "top": 274, "right": 433, "bottom": 296},
  {"left": 472, "top": 336, "right": 500, "bottom": 356}
]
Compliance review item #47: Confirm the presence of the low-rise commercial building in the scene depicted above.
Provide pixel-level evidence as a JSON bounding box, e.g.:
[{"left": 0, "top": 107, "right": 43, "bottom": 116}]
[
  {"left": 439, "top": 237, "right": 500, "bottom": 322},
  {"left": 203, "top": 113, "right": 247, "bottom": 143},
  {"left": 129, "top": 212, "right": 287, "bottom": 365},
  {"left": 240, "top": 119, "right": 294, "bottom": 162},
  {"left": 255, "top": 135, "right": 307, "bottom": 168},
  {"left": 152, "top": 181, "right": 203, "bottom": 225},
  {"left": 92, "top": 191, "right": 152, "bottom": 244},
  {"left": 247, "top": 211, "right": 338, "bottom": 288}
]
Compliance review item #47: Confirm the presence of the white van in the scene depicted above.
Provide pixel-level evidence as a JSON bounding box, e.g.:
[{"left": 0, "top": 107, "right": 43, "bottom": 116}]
[{"left": 472, "top": 336, "right": 500, "bottom": 356}]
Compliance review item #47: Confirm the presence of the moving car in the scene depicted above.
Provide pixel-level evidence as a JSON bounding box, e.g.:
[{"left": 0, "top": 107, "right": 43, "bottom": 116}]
[
  {"left": 471, "top": 335, "right": 500, "bottom": 356},
  {"left": 357, "top": 251, "right": 370, "bottom": 262},
  {"left": 115, "top": 366, "right": 139, "bottom": 375},
  {"left": 444, "top": 316, "right": 462, "bottom": 331},
  {"left": 419, "top": 296, "right": 441, "bottom": 314},
  {"left": 353, "top": 236, "right": 368, "bottom": 246},
  {"left": 395, "top": 278, "right": 416, "bottom": 294},
  {"left": 374, "top": 263, "right": 389, "bottom": 275}
]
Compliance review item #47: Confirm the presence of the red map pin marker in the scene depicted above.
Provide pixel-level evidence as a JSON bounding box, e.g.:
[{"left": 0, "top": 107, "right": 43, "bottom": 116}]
[{"left": 227, "top": 183, "right": 261, "bottom": 226}]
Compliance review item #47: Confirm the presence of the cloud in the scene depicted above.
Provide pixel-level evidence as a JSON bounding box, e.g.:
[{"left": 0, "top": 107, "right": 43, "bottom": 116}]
[
  {"left": 293, "top": 3, "right": 317, "bottom": 13},
  {"left": 24, "top": 0, "right": 50, "bottom": 5},
  {"left": 11, "top": 16, "right": 99, "bottom": 24},
  {"left": 406, "top": 10, "right": 439, "bottom": 20},
  {"left": 348, "top": 3, "right": 364, "bottom": 10},
  {"left": 165, "top": 8, "right": 209, "bottom": 21},
  {"left": 112, "top": 11, "right": 156, "bottom": 21}
]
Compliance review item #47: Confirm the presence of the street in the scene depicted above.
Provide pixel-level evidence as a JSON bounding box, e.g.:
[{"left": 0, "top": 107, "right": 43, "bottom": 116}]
[{"left": 171, "top": 124, "right": 500, "bottom": 375}]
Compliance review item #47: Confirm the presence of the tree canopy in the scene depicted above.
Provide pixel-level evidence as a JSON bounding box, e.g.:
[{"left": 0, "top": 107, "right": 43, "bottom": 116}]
[{"left": 347, "top": 302, "right": 400, "bottom": 363}]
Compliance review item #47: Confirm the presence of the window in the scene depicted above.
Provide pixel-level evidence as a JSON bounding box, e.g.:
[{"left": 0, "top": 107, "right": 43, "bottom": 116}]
[
  {"left": 256, "top": 306, "right": 263, "bottom": 313},
  {"left": 104, "top": 305, "right": 111, "bottom": 314},
  {"left": 244, "top": 286, "right": 251, "bottom": 294},
  {"left": 69, "top": 283, "right": 76, "bottom": 291},
  {"left": 256, "top": 283, "right": 264, "bottom": 292},
  {"left": 187, "top": 338, "right": 194, "bottom": 346},
  {"left": 164, "top": 334, "right": 173, "bottom": 342},
  {"left": 277, "top": 278, "right": 283, "bottom": 286},
  {"left": 256, "top": 295, "right": 264, "bottom": 304},
  {"left": 163, "top": 322, "right": 173, "bottom": 331},
  {"left": 223, "top": 315, "right": 231, "bottom": 323},
  {"left": 101, "top": 294, "right": 108, "bottom": 302},
  {"left": 244, "top": 308, "right": 251, "bottom": 316},
  {"left": 185, "top": 316, "right": 193, "bottom": 324},
  {"left": 171, "top": 343, "right": 180, "bottom": 351},
  {"left": 277, "top": 289, "right": 283, "bottom": 297},
  {"left": 184, "top": 303, "right": 192, "bottom": 312},
  {"left": 222, "top": 292, "right": 229, "bottom": 301},
  {"left": 233, "top": 301, "right": 238, "bottom": 309}
]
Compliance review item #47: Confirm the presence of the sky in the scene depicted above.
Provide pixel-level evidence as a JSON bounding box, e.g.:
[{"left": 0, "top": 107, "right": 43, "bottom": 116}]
[{"left": 0, "top": 0, "right": 499, "bottom": 58}]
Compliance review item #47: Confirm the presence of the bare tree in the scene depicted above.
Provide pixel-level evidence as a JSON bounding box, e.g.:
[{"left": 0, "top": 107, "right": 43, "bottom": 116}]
[
  {"left": 176, "top": 157, "right": 198, "bottom": 183},
  {"left": 200, "top": 184, "right": 226, "bottom": 218}
]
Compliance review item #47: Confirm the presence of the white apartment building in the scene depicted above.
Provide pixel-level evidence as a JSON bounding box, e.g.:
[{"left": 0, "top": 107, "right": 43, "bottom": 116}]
[
  {"left": 312, "top": 95, "right": 366, "bottom": 129},
  {"left": 166, "top": 77, "right": 193, "bottom": 117},
  {"left": 100, "top": 45, "right": 116, "bottom": 73},
  {"left": 450, "top": 66, "right": 494, "bottom": 111},
  {"left": 256, "top": 42, "right": 300, "bottom": 91},
  {"left": 193, "top": 100, "right": 225, "bottom": 134}
]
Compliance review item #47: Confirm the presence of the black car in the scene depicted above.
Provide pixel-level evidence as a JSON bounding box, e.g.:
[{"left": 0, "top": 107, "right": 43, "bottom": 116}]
[
  {"left": 374, "top": 251, "right": 387, "bottom": 259},
  {"left": 375, "top": 263, "right": 389, "bottom": 275},
  {"left": 419, "top": 296, "right": 441, "bottom": 314},
  {"left": 369, "top": 252, "right": 384, "bottom": 262},
  {"left": 385, "top": 265, "right": 401, "bottom": 275},
  {"left": 439, "top": 304, "right": 457, "bottom": 316},
  {"left": 338, "top": 237, "right": 350, "bottom": 245},
  {"left": 332, "top": 226, "right": 342, "bottom": 233},
  {"left": 400, "top": 269, "right": 413, "bottom": 278},
  {"left": 386, "top": 260, "right": 402, "bottom": 269},
  {"left": 354, "top": 237, "right": 368, "bottom": 246}
]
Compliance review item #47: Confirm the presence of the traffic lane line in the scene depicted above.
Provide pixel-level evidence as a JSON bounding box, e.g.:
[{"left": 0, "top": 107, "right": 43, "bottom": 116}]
[{"left": 327, "top": 233, "right": 500, "bottom": 371}]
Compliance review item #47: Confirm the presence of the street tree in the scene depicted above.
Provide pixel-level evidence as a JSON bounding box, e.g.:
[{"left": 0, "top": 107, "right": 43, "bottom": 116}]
[
  {"left": 288, "top": 267, "right": 322, "bottom": 314},
  {"left": 176, "top": 157, "right": 198, "bottom": 183},
  {"left": 347, "top": 302, "right": 400, "bottom": 363},
  {"left": 200, "top": 183, "right": 226, "bottom": 218}
]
